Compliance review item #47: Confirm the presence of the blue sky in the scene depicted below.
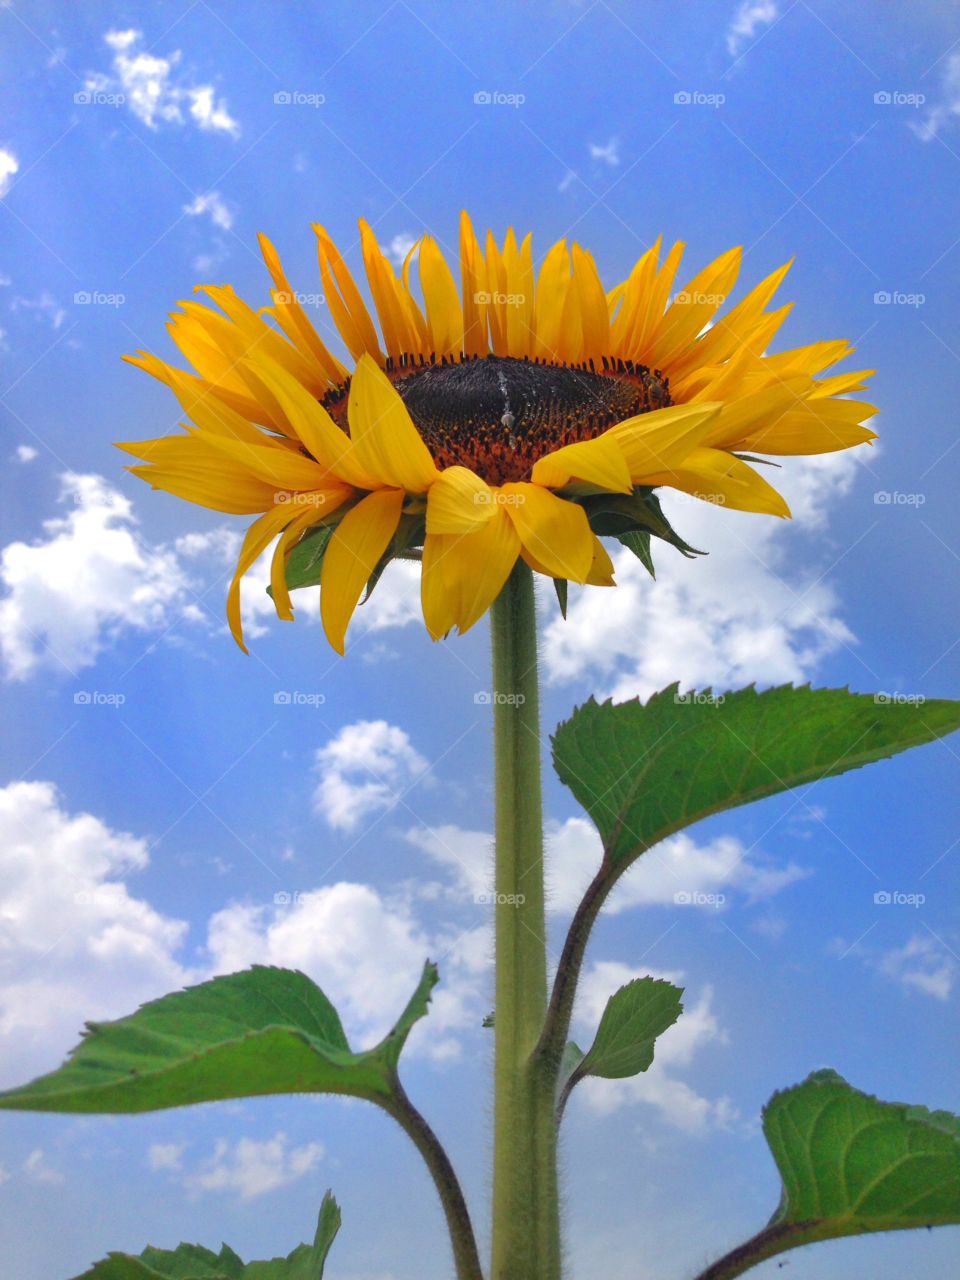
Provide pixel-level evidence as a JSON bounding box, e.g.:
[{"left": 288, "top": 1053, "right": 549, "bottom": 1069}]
[{"left": 1, "top": 2, "right": 959, "bottom": 1277}]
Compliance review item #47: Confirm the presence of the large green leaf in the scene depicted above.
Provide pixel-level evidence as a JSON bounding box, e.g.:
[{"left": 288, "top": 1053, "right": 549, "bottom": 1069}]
[
  {"left": 73, "top": 1193, "right": 340, "bottom": 1279},
  {"left": 694, "top": 1072, "right": 960, "bottom": 1278},
  {"left": 553, "top": 684, "right": 960, "bottom": 868},
  {"left": 0, "top": 964, "right": 436, "bottom": 1114}
]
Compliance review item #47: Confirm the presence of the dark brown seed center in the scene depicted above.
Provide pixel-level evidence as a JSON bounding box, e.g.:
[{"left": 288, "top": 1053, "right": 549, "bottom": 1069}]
[{"left": 322, "top": 353, "right": 671, "bottom": 484}]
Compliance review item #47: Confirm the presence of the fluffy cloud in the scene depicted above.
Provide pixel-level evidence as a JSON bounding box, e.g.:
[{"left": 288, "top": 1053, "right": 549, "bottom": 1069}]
[
  {"left": 0, "top": 473, "right": 195, "bottom": 680},
  {"left": 0, "top": 146, "right": 17, "bottom": 198},
  {"left": 407, "top": 817, "right": 809, "bottom": 916},
  {"left": 206, "top": 881, "right": 486, "bottom": 1060},
  {"left": 573, "top": 961, "right": 733, "bottom": 1131},
  {"left": 183, "top": 191, "right": 234, "bottom": 232},
  {"left": 181, "top": 1133, "right": 324, "bottom": 1201},
  {"left": 541, "top": 451, "right": 865, "bottom": 700},
  {"left": 726, "top": 1, "right": 779, "bottom": 56},
  {"left": 385, "top": 232, "right": 417, "bottom": 267},
  {"left": 910, "top": 53, "right": 960, "bottom": 142},
  {"left": 313, "top": 720, "right": 430, "bottom": 833},
  {"left": 878, "top": 933, "right": 957, "bottom": 1000},
  {"left": 0, "top": 780, "right": 191, "bottom": 1086},
  {"left": 84, "top": 29, "right": 239, "bottom": 136},
  {"left": 589, "top": 137, "right": 620, "bottom": 166},
  {"left": 14, "top": 445, "right": 37, "bottom": 463}
]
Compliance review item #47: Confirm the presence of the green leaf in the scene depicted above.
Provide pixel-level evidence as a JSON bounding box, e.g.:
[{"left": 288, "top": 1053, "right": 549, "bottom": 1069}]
[
  {"left": 73, "top": 1193, "right": 341, "bottom": 1279},
  {"left": 617, "top": 529, "right": 655, "bottom": 577},
  {"left": 765, "top": 1070, "right": 960, "bottom": 1236},
  {"left": 361, "top": 514, "right": 424, "bottom": 605},
  {"left": 0, "top": 964, "right": 437, "bottom": 1114},
  {"left": 553, "top": 684, "right": 960, "bottom": 869},
  {"left": 270, "top": 525, "right": 334, "bottom": 596},
  {"left": 553, "top": 577, "right": 568, "bottom": 619},
  {"left": 582, "top": 487, "right": 704, "bottom": 558},
  {"left": 575, "top": 977, "right": 682, "bottom": 1080}
]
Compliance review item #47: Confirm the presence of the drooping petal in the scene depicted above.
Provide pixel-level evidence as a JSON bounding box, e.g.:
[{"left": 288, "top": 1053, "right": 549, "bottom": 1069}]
[
  {"left": 426, "top": 466, "right": 496, "bottom": 534},
  {"left": 530, "top": 433, "right": 632, "bottom": 494},
  {"left": 499, "top": 483, "right": 595, "bottom": 582},
  {"left": 609, "top": 402, "right": 722, "bottom": 480},
  {"left": 421, "top": 508, "right": 520, "bottom": 639},
  {"left": 347, "top": 355, "right": 439, "bottom": 492},
  {"left": 320, "top": 488, "right": 404, "bottom": 653},
  {"left": 227, "top": 504, "right": 304, "bottom": 651}
]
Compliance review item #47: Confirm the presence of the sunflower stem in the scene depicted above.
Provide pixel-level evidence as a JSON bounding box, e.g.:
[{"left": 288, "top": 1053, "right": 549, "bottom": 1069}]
[{"left": 489, "top": 562, "right": 561, "bottom": 1280}]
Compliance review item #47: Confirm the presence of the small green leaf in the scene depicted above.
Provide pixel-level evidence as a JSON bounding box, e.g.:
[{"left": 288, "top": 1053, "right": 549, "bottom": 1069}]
[
  {"left": 553, "top": 577, "right": 568, "bottom": 619},
  {"left": 271, "top": 525, "right": 334, "bottom": 596},
  {"left": 73, "top": 1193, "right": 341, "bottom": 1279},
  {"left": 361, "top": 514, "right": 424, "bottom": 604},
  {"left": 583, "top": 487, "right": 704, "bottom": 558},
  {"left": 0, "top": 964, "right": 436, "bottom": 1114},
  {"left": 576, "top": 978, "right": 682, "bottom": 1080},
  {"left": 617, "top": 529, "right": 656, "bottom": 577},
  {"left": 553, "top": 685, "right": 960, "bottom": 869}
]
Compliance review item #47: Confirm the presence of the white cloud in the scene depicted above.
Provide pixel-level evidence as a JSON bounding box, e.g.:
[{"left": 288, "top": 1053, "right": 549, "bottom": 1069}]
[
  {"left": 589, "top": 137, "right": 620, "bottom": 166},
  {"left": 726, "top": 1, "right": 779, "bottom": 56},
  {"left": 23, "top": 1149, "right": 65, "bottom": 1185},
  {"left": 14, "top": 445, "right": 37, "bottom": 464},
  {"left": 10, "top": 291, "right": 66, "bottom": 330},
  {"left": 313, "top": 720, "right": 430, "bottom": 833},
  {"left": 573, "top": 961, "right": 733, "bottom": 1131},
  {"left": 878, "top": 934, "right": 957, "bottom": 1000},
  {"left": 182, "top": 1133, "right": 323, "bottom": 1201},
  {"left": 0, "top": 473, "right": 196, "bottom": 680},
  {"left": 0, "top": 781, "right": 191, "bottom": 1086},
  {"left": 183, "top": 191, "right": 234, "bottom": 232},
  {"left": 0, "top": 147, "right": 18, "bottom": 198},
  {"left": 407, "top": 817, "right": 808, "bottom": 917},
  {"left": 558, "top": 169, "right": 578, "bottom": 194},
  {"left": 910, "top": 54, "right": 960, "bottom": 142},
  {"left": 85, "top": 29, "right": 239, "bottom": 137},
  {"left": 206, "top": 882, "right": 485, "bottom": 1060},
  {"left": 541, "top": 451, "right": 865, "bottom": 700},
  {"left": 147, "top": 1142, "right": 186, "bottom": 1171},
  {"left": 385, "top": 232, "right": 417, "bottom": 268}
]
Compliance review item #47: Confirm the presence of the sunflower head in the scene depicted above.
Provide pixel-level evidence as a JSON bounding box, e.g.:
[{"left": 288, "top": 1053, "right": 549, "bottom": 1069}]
[{"left": 118, "top": 212, "right": 876, "bottom": 654}]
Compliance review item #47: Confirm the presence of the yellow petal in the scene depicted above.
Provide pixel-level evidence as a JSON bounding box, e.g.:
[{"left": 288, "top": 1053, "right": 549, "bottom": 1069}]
[
  {"left": 645, "top": 447, "right": 791, "bottom": 517},
  {"left": 420, "top": 235, "right": 463, "bottom": 357},
  {"left": 532, "top": 239, "right": 572, "bottom": 360},
  {"left": 650, "top": 246, "right": 741, "bottom": 369},
  {"left": 320, "top": 488, "right": 404, "bottom": 653},
  {"left": 530, "top": 433, "right": 632, "bottom": 494},
  {"left": 257, "top": 232, "right": 346, "bottom": 385},
  {"left": 426, "top": 466, "right": 496, "bottom": 534},
  {"left": 227, "top": 504, "right": 303, "bottom": 652},
  {"left": 459, "top": 211, "right": 488, "bottom": 358},
  {"left": 421, "top": 508, "right": 520, "bottom": 639},
  {"left": 609, "top": 402, "right": 722, "bottom": 480},
  {"left": 499, "top": 483, "right": 594, "bottom": 582},
  {"left": 313, "top": 223, "right": 383, "bottom": 361},
  {"left": 347, "top": 355, "right": 439, "bottom": 492},
  {"left": 571, "top": 243, "right": 610, "bottom": 363},
  {"left": 270, "top": 505, "right": 327, "bottom": 621}
]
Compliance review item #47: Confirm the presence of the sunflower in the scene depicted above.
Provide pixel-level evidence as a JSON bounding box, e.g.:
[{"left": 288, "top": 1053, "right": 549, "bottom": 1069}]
[{"left": 118, "top": 213, "right": 876, "bottom": 654}]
